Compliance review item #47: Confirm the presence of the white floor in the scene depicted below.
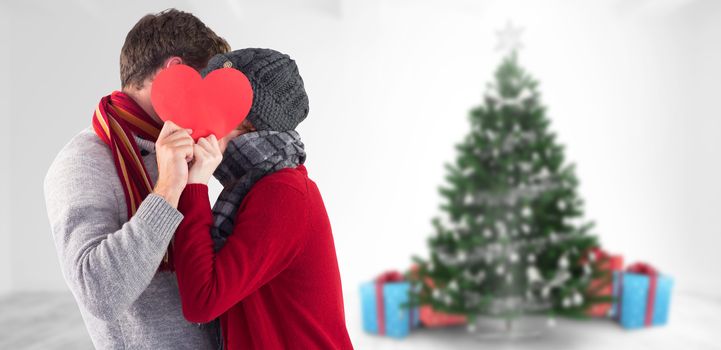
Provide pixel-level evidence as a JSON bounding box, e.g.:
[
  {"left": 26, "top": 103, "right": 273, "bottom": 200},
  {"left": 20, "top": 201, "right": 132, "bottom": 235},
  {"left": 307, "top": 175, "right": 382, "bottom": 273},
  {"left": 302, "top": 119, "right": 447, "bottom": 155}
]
[
  {"left": 0, "top": 292, "right": 93, "bottom": 349},
  {"left": 349, "top": 291, "right": 721, "bottom": 350},
  {"left": 1, "top": 291, "right": 719, "bottom": 349}
]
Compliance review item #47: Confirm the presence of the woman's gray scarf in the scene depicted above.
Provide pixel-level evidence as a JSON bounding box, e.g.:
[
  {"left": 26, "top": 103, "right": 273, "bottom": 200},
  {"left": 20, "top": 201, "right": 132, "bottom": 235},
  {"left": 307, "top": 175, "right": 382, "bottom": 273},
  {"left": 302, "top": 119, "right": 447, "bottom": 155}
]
[{"left": 211, "top": 130, "right": 306, "bottom": 251}]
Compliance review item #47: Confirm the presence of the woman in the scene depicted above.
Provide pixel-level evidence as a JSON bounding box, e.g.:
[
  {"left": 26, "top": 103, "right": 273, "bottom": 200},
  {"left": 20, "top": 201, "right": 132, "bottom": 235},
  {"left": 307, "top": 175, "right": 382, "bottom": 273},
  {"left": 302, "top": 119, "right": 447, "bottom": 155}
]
[{"left": 172, "top": 48, "right": 353, "bottom": 349}]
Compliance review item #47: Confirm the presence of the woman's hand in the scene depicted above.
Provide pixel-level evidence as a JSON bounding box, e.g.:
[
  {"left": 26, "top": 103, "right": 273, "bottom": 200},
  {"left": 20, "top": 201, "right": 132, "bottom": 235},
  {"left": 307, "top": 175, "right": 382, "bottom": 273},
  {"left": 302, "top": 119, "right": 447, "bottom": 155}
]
[
  {"left": 219, "top": 129, "right": 243, "bottom": 154},
  {"left": 187, "top": 135, "right": 223, "bottom": 185}
]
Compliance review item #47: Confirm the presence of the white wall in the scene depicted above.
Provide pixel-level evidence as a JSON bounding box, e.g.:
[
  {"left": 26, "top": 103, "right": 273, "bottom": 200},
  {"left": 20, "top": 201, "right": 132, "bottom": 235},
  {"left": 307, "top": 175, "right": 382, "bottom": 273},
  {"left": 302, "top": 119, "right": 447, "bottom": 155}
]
[
  {"left": 2, "top": 0, "right": 719, "bottom": 306},
  {"left": 0, "top": 4, "right": 13, "bottom": 296}
]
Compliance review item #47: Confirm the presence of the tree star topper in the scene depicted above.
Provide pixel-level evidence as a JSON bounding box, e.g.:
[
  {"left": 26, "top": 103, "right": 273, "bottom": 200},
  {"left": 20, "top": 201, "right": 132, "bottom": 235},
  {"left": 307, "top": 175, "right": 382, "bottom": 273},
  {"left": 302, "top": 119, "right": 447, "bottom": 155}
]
[{"left": 495, "top": 21, "right": 524, "bottom": 53}]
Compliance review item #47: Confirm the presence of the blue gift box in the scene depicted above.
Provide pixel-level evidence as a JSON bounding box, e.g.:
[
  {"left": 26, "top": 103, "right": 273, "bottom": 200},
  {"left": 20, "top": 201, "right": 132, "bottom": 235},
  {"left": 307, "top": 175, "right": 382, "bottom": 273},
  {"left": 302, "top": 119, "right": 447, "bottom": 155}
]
[
  {"left": 360, "top": 280, "right": 420, "bottom": 338},
  {"left": 619, "top": 272, "right": 673, "bottom": 329}
]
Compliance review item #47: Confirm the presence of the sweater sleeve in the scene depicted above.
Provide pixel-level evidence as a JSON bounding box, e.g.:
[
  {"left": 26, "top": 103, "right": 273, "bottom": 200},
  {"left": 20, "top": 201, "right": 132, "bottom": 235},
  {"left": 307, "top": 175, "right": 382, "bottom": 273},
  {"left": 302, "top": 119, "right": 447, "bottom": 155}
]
[
  {"left": 173, "top": 182, "right": 308, "bottom": 323},
  {"left": 43, "top": 152, "right": 183, "bottom": 322}
]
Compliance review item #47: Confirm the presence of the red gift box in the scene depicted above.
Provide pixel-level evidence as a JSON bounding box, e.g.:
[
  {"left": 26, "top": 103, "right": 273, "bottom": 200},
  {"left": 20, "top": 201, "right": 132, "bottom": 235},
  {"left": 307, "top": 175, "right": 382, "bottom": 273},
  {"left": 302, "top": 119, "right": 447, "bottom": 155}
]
[
  {"left": 410, "top": 265, "right": 468, "bottom": 327},
  {"left": 586, "top": 248, "right": 624, "bottom": 317},
  {"left": 419, "top": 305, "right": 467, "bottom": 327}
]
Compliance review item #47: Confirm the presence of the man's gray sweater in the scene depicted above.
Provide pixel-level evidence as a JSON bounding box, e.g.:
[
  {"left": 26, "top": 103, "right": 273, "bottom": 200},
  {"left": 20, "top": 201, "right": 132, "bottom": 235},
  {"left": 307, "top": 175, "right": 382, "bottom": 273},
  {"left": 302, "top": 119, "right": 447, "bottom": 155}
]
[{"left": 44, "top": 127, "right": 215, "bottom": 350}]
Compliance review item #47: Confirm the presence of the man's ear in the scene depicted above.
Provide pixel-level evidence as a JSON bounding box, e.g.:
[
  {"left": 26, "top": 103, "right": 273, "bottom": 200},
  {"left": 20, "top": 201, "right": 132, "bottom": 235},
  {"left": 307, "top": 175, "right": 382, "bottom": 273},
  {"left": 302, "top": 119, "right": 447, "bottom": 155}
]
[{"left": 163, "top": 56, "right": 183, "bottom": 68}]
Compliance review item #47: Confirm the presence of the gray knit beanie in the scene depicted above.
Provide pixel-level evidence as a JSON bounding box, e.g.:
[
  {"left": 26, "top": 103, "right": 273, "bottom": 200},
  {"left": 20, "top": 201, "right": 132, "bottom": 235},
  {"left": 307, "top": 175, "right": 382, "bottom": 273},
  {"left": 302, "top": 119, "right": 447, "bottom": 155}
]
[{"left": 201, "top": 48, "right": 309, "bottom": 131}]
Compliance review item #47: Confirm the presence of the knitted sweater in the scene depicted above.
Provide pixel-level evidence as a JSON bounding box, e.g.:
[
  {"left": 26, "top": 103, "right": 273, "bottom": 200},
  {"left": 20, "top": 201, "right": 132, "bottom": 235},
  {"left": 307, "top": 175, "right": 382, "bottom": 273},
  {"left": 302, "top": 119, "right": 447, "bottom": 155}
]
[
  {"left": 43, "top": 127, "right": 215, "bottom": 350},
  {"left": 173, "top": 166, "right": 353, "bottom": 349}
]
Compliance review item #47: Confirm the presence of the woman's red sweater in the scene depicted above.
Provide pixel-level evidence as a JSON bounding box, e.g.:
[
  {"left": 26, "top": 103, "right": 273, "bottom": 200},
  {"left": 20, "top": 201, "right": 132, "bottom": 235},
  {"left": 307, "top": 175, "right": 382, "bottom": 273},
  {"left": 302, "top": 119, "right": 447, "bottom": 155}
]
[{"left": 173, "top": 165, "right": 353, "bottom": 349}]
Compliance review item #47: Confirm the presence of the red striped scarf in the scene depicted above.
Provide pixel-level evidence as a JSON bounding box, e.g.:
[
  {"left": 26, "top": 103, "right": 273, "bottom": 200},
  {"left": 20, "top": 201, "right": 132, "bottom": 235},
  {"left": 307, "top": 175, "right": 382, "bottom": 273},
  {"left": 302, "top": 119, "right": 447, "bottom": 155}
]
[{"left": 92, "top": 91, "right": 173, "bottom": 271}]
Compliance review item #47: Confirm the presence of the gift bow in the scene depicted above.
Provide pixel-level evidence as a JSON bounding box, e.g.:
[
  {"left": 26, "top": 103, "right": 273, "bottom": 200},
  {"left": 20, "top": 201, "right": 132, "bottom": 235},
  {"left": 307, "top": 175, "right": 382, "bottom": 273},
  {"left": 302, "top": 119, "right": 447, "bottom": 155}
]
[
  {"left": 374, "top": 271, "right": 409, "bottom": 335},
  {"left": 625, "top": 262, "right": 659, "bottom": 326},
  {"left": 376, "top": 271, "right": 404, "bottom": 284}
]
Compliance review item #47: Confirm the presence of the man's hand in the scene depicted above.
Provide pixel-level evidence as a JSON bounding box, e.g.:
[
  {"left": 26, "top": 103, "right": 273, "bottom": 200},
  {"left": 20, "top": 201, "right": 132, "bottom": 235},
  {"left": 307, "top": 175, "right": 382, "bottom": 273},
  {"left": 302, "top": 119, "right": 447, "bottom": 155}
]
[
  {"left": 153, "top": 121, "right": 194, "bottom": 208},
  {"left": 188, "top": 135, "right": 223, "bottom": 185}
]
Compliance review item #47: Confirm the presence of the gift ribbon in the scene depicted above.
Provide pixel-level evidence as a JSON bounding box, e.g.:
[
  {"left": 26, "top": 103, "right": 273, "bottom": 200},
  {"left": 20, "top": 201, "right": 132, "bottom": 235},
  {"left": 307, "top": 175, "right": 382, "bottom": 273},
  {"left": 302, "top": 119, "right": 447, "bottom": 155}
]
[
  {"left": 374, "top": 271, "right": 414, "bottom": 335},
  {"left": 622, "top": 262, "right": 658, "bottom": 326}
]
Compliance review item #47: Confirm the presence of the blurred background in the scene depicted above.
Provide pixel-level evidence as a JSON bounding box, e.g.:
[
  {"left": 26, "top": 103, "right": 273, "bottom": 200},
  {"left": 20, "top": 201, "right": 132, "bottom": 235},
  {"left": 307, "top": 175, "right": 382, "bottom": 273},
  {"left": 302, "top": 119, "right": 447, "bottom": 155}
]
[{"left": 0, "top": 0, "right": 720, "bottom": 349}]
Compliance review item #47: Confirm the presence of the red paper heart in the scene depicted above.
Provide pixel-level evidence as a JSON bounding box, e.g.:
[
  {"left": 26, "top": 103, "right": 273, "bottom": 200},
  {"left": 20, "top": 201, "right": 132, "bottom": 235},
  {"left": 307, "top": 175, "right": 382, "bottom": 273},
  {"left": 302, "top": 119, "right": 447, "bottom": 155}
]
[{"left": 151, "top": 64, "right": 253, "bottom": 141}]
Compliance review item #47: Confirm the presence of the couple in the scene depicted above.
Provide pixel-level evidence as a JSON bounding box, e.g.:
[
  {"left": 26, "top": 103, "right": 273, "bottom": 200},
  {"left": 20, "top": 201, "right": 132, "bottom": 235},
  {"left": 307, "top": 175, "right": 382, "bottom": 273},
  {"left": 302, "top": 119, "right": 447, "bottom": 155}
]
[{"left": 44, "top": 9, "right": 353, "bottom": 350}]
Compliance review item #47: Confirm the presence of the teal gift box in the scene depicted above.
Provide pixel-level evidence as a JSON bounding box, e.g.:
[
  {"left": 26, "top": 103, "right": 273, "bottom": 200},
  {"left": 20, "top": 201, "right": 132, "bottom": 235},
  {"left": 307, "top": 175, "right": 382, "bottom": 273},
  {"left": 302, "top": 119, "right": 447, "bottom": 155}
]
[
  {"left": 360, "top": 271, "right": 419, "bottom": 338},
  {"left": 618, "top": 263, "right": 674, "bottom": 329}
]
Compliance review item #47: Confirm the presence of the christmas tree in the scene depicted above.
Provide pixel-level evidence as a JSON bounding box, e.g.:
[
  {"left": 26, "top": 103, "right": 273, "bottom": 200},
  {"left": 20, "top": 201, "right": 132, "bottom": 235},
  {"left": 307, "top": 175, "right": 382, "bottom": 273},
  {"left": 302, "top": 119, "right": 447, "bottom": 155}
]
[{"left": 411, "top": 49, "right": 606, "bottom": 324}]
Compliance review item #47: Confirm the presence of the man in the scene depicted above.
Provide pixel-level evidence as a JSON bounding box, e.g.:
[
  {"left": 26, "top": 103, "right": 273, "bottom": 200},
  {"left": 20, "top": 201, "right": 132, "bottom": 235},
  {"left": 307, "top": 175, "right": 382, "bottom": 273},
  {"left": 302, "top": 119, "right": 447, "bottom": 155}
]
[{"left": 44, "top": 9, "right": 229, "bottom": 349}]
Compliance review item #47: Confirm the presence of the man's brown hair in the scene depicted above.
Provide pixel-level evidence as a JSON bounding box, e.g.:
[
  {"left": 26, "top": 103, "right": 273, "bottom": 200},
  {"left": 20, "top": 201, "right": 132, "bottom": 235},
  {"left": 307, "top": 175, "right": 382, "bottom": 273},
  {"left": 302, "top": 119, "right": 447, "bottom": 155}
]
[{"left": 120, "top": 9, "right": 230, "bottom": 89}]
